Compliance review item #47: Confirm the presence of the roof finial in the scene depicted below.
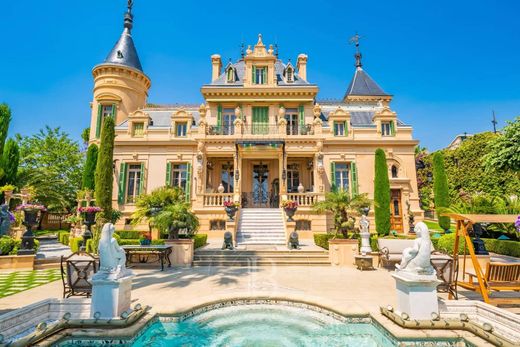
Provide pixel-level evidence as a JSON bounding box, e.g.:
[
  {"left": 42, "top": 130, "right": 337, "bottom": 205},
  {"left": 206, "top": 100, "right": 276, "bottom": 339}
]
[
  {"left": 124, "top": 0, "right": 134, "bottom": 32},
  {"left": 349, "top": 33, "right": 362, "bottom": 68}
]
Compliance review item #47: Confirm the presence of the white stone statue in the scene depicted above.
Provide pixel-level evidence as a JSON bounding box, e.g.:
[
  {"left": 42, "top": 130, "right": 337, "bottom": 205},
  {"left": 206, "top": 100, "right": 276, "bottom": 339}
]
[
  {"left": 395, "top": 222, "right": 434, "bottom": 275},
  {"left": 93, "top": 223, "right": 131, "bottom": 279}
]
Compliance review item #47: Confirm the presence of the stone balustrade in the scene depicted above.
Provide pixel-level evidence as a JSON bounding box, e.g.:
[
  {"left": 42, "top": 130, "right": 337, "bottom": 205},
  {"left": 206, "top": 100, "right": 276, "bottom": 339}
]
[{"left": 202, "top": 193, "right": 234, "bottom": 207}]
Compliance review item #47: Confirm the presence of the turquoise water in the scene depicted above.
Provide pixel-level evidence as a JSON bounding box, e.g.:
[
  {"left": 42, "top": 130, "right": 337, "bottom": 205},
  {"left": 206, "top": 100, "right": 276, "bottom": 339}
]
[{"left": 131, "top": 305, "right": 394, "bottom": 347}]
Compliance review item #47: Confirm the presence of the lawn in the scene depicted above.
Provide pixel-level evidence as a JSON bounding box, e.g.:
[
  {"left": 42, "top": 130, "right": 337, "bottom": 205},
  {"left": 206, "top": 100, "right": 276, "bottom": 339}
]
[{"left": 0, "top": 269, "right": 61, "bottom": 298}]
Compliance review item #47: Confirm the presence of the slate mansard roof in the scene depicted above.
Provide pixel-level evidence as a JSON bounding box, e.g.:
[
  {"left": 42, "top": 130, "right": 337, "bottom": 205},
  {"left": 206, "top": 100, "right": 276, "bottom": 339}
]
[
  {"left": 205, "top": 59, "right": 315, "bottom": 87},
  {"left": 344, "top": 67, "right": 390, "bottom": 98}
]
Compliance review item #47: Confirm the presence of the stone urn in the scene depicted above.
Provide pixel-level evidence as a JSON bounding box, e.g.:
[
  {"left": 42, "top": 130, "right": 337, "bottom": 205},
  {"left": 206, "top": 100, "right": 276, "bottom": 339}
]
[
  {"left": 81, "top": 209, "right": 100, "bottom": 251},
  {"left": 297, "top": 183, "right": 305, "bottom": 193},
  {"left": 18, "top": 206, "right": 44, "bottom": 255},
  {"left": 284, "top": 207, "right": 297, "bottom": 222},
  {"left": 225, "top": 206, "right": 238, "bottom": 222}
]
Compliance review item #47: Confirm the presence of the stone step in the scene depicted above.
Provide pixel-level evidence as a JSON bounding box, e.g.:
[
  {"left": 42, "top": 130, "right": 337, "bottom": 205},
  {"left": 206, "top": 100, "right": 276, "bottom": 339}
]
[
  {"left": 193, "top": 259, "right": 330, "bottom": 266},
  {"left": 195, "top": 250, "right": 328, "bottom": 256}
]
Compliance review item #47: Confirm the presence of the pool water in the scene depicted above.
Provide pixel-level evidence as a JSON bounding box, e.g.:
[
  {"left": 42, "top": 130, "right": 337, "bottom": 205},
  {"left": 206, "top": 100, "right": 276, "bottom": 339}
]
[{"left": 131, "top": 304, "right": 395, "bottom": 347}]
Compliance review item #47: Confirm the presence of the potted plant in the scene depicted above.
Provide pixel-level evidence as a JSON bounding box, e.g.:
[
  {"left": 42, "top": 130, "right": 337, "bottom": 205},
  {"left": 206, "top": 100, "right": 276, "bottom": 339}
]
[
  {"left": 224, "top": 200, "right": 240, "bottom": 221},
  {"left": 281, "top": 199, "right": 299, "bottom": 222},
  {"left": 0, "top": 184, "right": 16, "bottom": 205},
  {"left": 78, "top": 206, "right": 103, "bottom": 251},
  {"left": 15, "top": 203, "right": 46, "bottom": 255},
  {"left": 139, "top": 233, "right": 151, "bottom": 246}
]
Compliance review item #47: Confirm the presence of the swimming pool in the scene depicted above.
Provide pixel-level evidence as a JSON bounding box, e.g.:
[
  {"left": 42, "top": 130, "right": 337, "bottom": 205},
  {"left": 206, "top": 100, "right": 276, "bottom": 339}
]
[{"left": 57, "top": 300, "right": 471, "bottom": 346}]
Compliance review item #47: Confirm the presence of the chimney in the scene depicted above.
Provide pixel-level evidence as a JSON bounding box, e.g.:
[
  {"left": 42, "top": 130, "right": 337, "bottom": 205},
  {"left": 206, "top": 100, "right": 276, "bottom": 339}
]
[
  {"left": 297, "top": 54, "right": 308, "bottom": 81},
  {"left": 211, "top": 54, "right": 222, "bottom": 81}
]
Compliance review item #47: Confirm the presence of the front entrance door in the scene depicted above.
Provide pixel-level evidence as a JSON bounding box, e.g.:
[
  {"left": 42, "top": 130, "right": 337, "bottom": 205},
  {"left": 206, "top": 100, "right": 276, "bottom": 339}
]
[
  {"left": 390, "top": 189, "right": 404, "bottom": 233},
  {"left": 252, "top": 163, "right": 269, "bottom": 207}
]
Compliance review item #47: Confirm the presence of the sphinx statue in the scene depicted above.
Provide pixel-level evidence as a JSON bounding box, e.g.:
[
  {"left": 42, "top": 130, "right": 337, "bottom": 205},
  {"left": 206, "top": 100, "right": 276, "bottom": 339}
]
[
  {"left": 94, "top": 223, "right": 131, "bottom": 279},
  {"left": 395, "top": 222, "right": 435, "bottom": 275}
]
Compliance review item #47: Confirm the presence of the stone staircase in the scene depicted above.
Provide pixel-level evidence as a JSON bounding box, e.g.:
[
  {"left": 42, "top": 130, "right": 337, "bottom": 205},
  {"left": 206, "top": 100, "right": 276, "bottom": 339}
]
[
  {"left": 236, "top": 208, "right": 286, "bottom": 245},
  {"left": 193, "top": 249, "right": 330, "bottom": 266}
]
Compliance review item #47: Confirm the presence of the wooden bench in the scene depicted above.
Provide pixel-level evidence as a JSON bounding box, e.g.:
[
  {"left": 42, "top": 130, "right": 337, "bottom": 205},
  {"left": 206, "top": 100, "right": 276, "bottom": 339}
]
[{"left": 461, "top": 262, "right": 520, "bottom": 304}]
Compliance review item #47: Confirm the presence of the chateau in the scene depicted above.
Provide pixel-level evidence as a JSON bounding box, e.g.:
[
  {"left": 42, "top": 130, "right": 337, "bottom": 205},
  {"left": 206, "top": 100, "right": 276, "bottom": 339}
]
[{"left": 88, "top": 5, "right": 423, "bottom": 241}]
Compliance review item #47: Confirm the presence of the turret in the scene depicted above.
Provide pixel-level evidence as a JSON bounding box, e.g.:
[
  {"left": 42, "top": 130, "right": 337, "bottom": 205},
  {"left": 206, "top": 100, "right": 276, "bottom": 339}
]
[{"left": 89, "top": 0, "right": 151, "bottom": 140}]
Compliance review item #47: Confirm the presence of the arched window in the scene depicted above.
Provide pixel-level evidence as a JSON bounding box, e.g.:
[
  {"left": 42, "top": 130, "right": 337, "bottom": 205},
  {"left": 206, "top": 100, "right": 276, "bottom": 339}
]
[
  {"left": 286, "top": 67, "right": 294, "bottom": 82},
  {"left": 391, "top": 165, "right": 398, "bottom": 178},
  {"left": 226, "top": 67, "right": 234, "bottom": 83}
]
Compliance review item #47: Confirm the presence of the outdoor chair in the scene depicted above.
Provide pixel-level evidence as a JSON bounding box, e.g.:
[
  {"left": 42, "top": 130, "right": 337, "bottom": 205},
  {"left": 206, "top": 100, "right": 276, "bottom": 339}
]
[
  {"left": 61, "top": 251, "right": 99, "bottom": 298},
  {"left": 430, "top": 252, "right": 458, "bottom": 299}
]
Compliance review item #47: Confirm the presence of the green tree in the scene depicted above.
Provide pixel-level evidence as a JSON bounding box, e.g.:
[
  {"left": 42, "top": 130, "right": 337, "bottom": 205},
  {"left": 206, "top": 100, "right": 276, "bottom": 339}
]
[
  {"left": 82, "top": 144, "right": 98, "bottom": 190},
  {"left": 374, "top": 148, "right": 391, "bottom": 236},
  {"left": 313, "top": 190, "right": 371, "bottom": 238},
  {"left": 81, "top": 127, "right": 90, "bottom": 149},
  {"left": 485, "top": 117, "right": 520, "bottom": 172},
  {"left": 154, "top": 203, "right": 199, "bottom": 239},
  {"left": 0, "top": 103, "right": 12, "bottom": 156},
  {"left": 1, "top": 138, "right": 19, "bottom": 185},
  {"left": 17, "top": 127, "right": 83, "bottom": 211},
  {"left": 433, "top": 151, "right": 450, "bottom": 231},
  {"left": 95, "top": 116, "right": 115, "bottom": 221}
]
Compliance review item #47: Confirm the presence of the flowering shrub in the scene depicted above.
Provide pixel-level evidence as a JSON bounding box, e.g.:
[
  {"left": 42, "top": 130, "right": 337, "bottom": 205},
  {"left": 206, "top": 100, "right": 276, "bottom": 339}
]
[
  {"left": 78, "top": 206, "right": 103, "bottom": 213},
  {"left": 281, "top": 200, "right": 298, "bottom": 209},
  {"left": 515, "top": 215, "right": 520, "bottom": 233},
  {"left": 15, "top": 203, "right": 46, "bottom": 212},
  {"left": 224, "top": 201, "right": 240, "bottom": 208}
]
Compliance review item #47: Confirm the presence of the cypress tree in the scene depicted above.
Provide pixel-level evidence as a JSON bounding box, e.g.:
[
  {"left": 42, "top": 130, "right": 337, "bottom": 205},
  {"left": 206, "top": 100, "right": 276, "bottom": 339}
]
[
  {"left": 1, "top": 138, "right": 19, "bottom": 185},
  {"left": 0, "top": 103, "right": 12, "bottom": 155},
  {"left": 374, "top": 148, "right": 391, "bottom": 236},
  {"left": 95, "top": 117, "right": 115, "bottom": 221},
  {"left": 82, "top": 144, "right": 98, "bottom": 190},
  {"left": 433, "top": 151, "right": 450, "bottom": 231}
]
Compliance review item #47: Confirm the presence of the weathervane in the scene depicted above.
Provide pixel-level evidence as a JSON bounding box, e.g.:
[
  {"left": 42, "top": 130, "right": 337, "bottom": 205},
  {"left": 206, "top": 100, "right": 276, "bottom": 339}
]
[
  {"left": 127, "top": 0, "right": 133, "bottom": 12},
  {"left": 349, "top": 33, "right": 363, "bottom": 68}
]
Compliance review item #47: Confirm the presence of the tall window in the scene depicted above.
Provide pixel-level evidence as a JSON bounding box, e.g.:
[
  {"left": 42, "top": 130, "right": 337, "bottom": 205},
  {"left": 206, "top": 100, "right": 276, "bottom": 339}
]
[
  {"left": 132, "top": 122, "right": 144, "bottom": 137},
  {"left": 171, "top": 164, "right": 189, "bottom": 190},
  {"left": 334, "top": 122, "right": 346, "bottom": 136},
  {"left": 102, "top": 105, "right": 113, "bottom": 118},
  {"left": 226, "top": 67, "right": 234, "bottom": 83},
  {"left": 381, "top": 122, "right": 392, "bottom": 136},
  {"left": 335, "top": 163, "right": 350, "bottom": 191},
  {"left": 176, "top": 122, "right": 187, "bottom": 137},
  {"left": 287, "top": 163, "right": 300, "bottom": 192},
  {"left": 285, "top": 110, "right": 298, "bottom": 135},
  {"left": 222, "top": 109, "right": 236, "bottom": 135},
  {"left": 254, "top": 67, "right": 267, "bottom": 84},
  {"left": 286, "top": 67, "right": 294, "bottom": 82},
  {"left": 221, "top": 163, "right": 234, "bottom": 193},
  {"left": 126, "top": 164, "right": 142, "bottom": 203}
]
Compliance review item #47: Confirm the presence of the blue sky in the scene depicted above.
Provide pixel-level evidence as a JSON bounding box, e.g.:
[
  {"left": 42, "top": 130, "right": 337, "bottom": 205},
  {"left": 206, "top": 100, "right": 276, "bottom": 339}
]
[{"left": 1, "top": 0, "right": 519, "bottom": 150}]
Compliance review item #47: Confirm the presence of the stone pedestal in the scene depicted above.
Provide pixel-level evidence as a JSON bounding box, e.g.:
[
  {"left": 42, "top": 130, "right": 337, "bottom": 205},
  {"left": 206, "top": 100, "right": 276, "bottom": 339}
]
[
  {"left": 165, "top": 239, "right": 194, "bottom": 267},
  {"left": 91, "top": 274, "right": 134, "bottom": 319},
  {"left": 392, "top": 271, "right": 441, "bottom": 320},
  {"left": 328, "top": 239, "right": 358, "bottom": 267}
]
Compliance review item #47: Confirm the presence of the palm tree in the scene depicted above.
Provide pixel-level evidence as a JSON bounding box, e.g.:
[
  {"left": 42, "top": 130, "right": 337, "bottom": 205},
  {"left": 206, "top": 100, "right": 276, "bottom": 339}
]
[
  {"left": 313, "top": 191, "right": 371, "bottom": 238},
  {"left": 154, "top": 203, "right": 199, "bottom": 239}
]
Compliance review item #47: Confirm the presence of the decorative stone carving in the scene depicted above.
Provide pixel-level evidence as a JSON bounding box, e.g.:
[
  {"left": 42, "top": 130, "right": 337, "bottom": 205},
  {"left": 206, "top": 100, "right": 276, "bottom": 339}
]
[
  {"left": 313, "top": 103, "right": 321, "bottom": 118},
  {"left": 0, "top": 205, "right": 12, "bottom": 236},
  {"left": 278, "top": 106, "right": 286, "bottom": 118},
  {"left": 94, "top": 223, "right": 131, "bottom": 279},
  {"left": 395, "top": 222, "right": 434, "bottom": 275}
]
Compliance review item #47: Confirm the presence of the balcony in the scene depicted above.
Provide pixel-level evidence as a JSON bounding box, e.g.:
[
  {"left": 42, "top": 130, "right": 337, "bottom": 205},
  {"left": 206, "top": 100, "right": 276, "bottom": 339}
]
[
  {"left": 205, "top": 124, "right": 314, "bottom": 137},
  {"left": 202, "top": 193, "right": 234, "bottom": 207},
  {"left": 286, "top": 193, "right": 322, "bottom": 207}
]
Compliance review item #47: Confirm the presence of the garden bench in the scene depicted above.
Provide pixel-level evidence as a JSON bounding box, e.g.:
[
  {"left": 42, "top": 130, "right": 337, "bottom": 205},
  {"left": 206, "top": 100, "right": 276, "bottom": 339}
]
[{"left": 461, "top": 262, "right": 520, "bottom": 304}]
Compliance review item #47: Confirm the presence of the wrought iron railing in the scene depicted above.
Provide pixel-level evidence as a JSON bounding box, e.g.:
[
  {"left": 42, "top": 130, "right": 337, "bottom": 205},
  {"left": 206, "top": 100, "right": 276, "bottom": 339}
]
[{"left": 241, "top": 191, "right": 279, "bottom": 208}]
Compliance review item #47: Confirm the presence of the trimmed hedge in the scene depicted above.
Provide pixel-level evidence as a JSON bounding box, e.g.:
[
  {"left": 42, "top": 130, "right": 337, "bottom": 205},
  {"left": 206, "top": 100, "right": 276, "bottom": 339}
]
[
  {"left": 314, "top": 233, "right": 346, "bottom": 250},
  {"left": 0, "top": 236, "right": 15, "bottom": 255},
  {"left": 85, "top": 239, "right": 95, "bottom": 253},
  {"left": 436, "top": 233, "right": 466, "bottom": 255},
  {"left": 116, "top": 230, "right": 142, "bottom": 240},
  {"left": 69, "top": 237, "right": 83, "bottom": 253},
  {"left": 58, "top": 231, "right": 70, "bottom": 245},
  {"left": 483, "top": 238, "right": 520, "bottom": 258},
  {"left": 194, "top": 234, "right": 208, "bottom": 249}
]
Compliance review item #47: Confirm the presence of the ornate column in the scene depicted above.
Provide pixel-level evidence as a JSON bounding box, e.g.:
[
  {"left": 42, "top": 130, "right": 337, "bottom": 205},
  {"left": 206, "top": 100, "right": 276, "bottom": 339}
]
[{"left": 198, "top": 104, "right": 208, "bottom": 137}]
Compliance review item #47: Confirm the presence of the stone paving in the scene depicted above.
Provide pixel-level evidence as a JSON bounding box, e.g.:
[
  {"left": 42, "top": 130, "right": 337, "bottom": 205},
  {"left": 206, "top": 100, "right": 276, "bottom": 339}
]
[{"left": 36, "top": 239, "right": 71, "bottom": 259}]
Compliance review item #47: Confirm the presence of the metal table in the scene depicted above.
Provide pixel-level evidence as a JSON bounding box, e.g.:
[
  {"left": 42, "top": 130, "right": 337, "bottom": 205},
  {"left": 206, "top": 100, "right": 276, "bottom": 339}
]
[{"left": 121, "top": 245, "right": 172, "bottom": 271}]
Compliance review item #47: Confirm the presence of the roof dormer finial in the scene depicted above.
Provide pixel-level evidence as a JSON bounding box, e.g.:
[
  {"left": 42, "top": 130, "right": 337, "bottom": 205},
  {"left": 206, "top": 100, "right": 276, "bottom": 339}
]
[
  {"left": 349, "top": 33, "right": 363, "bottom": 68},
  {"left": 124, "top": 0, "right": 134, "bottom": 32}
]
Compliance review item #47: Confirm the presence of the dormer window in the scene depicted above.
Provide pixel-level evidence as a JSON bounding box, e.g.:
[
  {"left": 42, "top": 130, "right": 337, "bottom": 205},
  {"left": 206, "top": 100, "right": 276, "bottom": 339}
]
[
  {"left": 286, "top": 66, "right": 294, "bottom": 83},
  {"left": 226, "top": 66, "right": 235, "bottom": 83},
  {"left": 381, "top": 121, "right": 395, "bottom": 136},
  {"left": 252, "top": 66, "right": 267, "bottom": 84},
  {"left": 132, "top": 122, "right": 144, "bottom": 137}
]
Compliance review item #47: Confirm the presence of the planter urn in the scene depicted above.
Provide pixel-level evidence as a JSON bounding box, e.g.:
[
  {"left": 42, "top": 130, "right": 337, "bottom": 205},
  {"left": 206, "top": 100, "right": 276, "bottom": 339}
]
[
  {"left": 18, "top": 209, "right": 40, "bottom": 255},
  {"left": 81, "top": 211, "right": 97, "bottom": 251},
  {"left": 284, "top": 207, "right": 297, "bottom": 222},
  {"left": 225, "top": 206, "right": 238, "bottom": 222}
]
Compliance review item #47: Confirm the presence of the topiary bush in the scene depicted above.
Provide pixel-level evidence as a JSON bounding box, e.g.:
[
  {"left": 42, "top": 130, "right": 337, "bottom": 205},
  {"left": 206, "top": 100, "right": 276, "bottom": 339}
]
[
  {"left": 374, "top": 148, "right": 391, "bottom": 236},
  {"left": 482, "top": 238, "right": 520, "bottom": 257},
  {"left": 313, "top": 233, "right": 348, "bottom": 250},
  {"left": 436, "top": 233, "right": 466, "bottom": 255},
  {"left": 69, "top": 237, "right": 83, "bottom": 253},
  {"left": 194, "top": 234, "right": 207, "bottom": 249},
  {"left": 58, "top": 231, "right": 70, "bottom": 245},
  {"left": 118, "top": 239, "right": 140, "bottom": 246},
  {"left": 0, "top": 236, "right": 15, "bottom": 255},
  {"left": 85, "top": 239, "right": 95, "bottom": 253},
  {"left": 116, "top": 230, "right": 142, "bottom": 239},
  {"left": 82, "top": 144, "right": 98, "bottom": 190},
  {"left": 95, "top": 115, "right": 115, "bottom": 221},
  {"left": 432, "top": 152, "right": 450, "bottom": 231}
]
